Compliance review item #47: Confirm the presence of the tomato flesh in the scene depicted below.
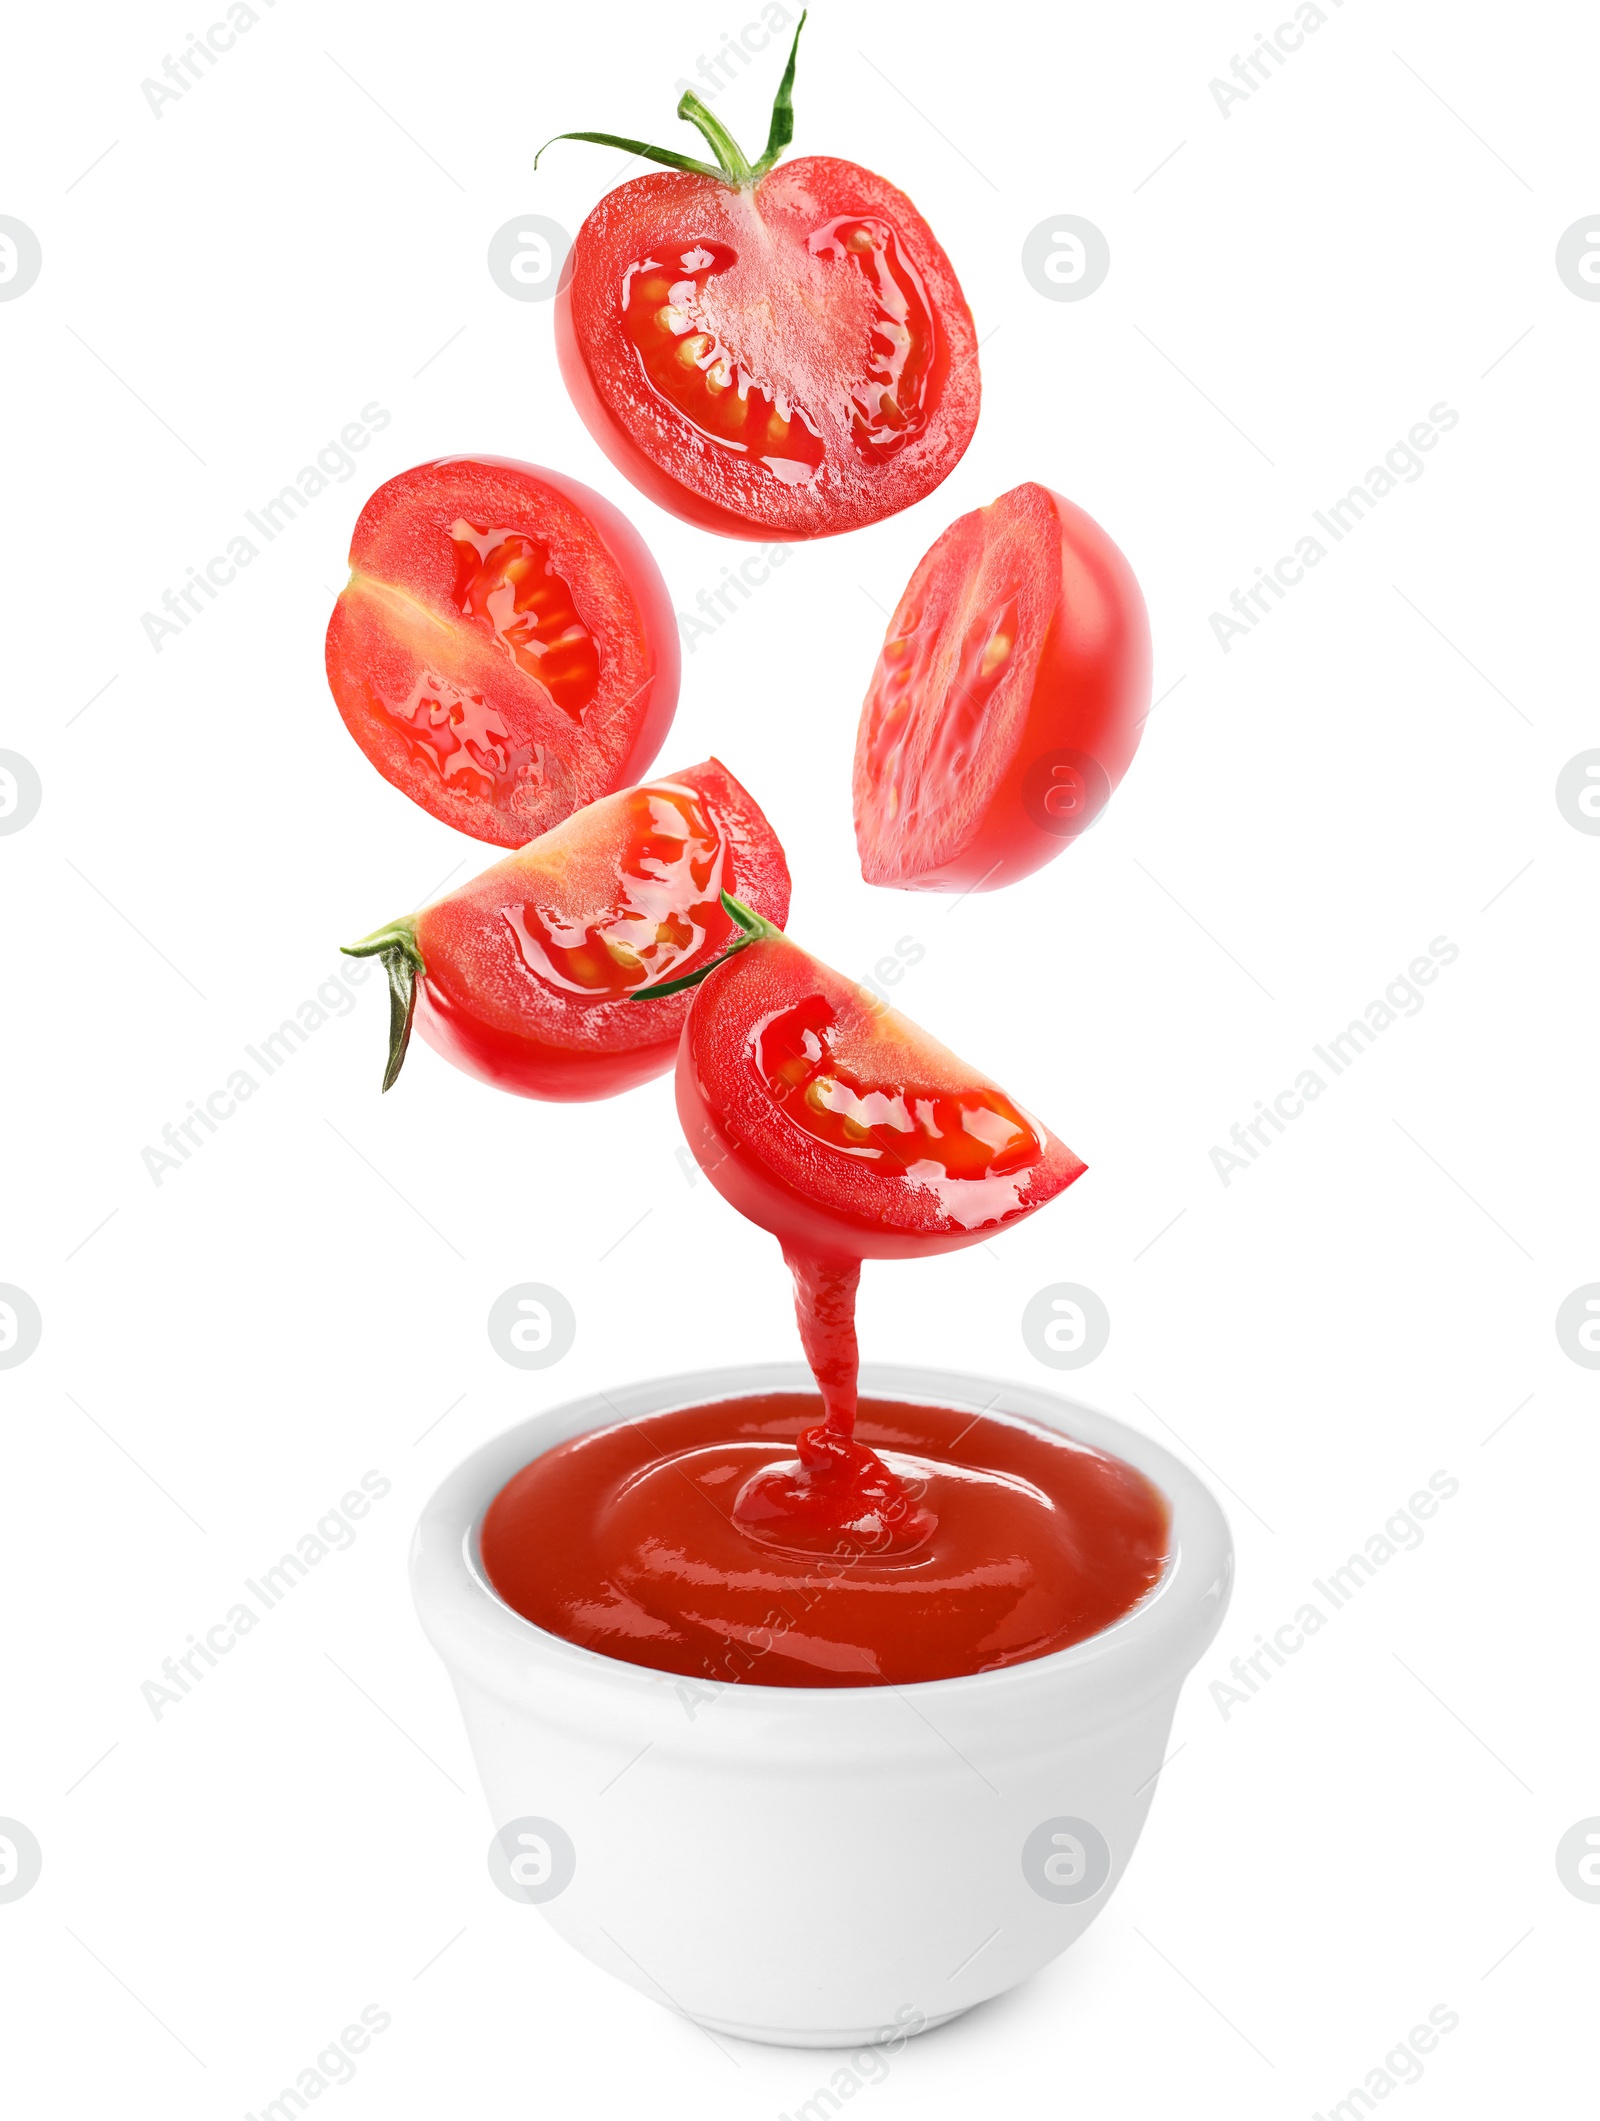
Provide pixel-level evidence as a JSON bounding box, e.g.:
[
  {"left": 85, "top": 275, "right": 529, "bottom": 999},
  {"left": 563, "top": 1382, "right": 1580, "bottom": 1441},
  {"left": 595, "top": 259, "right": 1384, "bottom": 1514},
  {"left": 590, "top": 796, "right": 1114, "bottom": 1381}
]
[
  {"left": 408, "top": 758, "right": 790, "bottom": 1101},
  {"left": 327, "top": 457, "right": 680, "bottom": 847},
  {"left": 853, "top": 482, "right": 1151, "bottom": 891},
  {"left": 449, "top": 521, "right": 599, "bottom": 717},
  {"left": 505, "top": 781, "right": 732, "bottom": 1000},
  {"left": 812, "top": 216, "right": 941, "bottom": 461},
  {"left": 556, "top": 160, "right": 979, "bottom": 540},
  {"left": 618, "top": 213, "right": 940, "bottom": 486},
  {"left": 754, "top": 996, "right": 1041, "bottom": 1180},
  {"left": 677, "top": 930, "right": 1083, "bottom": 1259},
  {"left": 621, "top": 241, "right": 827, "bottom": 478}
]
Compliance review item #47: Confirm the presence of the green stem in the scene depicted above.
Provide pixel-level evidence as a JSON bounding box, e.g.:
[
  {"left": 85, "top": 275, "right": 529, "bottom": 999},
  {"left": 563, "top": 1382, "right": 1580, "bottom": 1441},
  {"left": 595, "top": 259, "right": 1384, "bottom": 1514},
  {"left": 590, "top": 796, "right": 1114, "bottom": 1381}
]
[
  {"left": 630, "top": 891, "right": 778, "bottom": 1001},
  {"left": 535, "top": 13, "right": 806, "bottom": 188},
  {"left": 754, "top": 13, "right": 804, "bottom": 173},
  {"left": 341, "top": 918, "right": 424, "bottom": 1092},
  {"left": 675, "top": 91, "right": 755, "bottom": 184}
]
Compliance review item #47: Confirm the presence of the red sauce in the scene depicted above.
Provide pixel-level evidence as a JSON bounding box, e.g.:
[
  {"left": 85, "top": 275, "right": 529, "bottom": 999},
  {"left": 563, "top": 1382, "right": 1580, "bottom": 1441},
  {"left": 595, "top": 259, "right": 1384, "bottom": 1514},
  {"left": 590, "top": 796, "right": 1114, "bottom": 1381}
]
[
  {"left": 724, "top": 1251, "right": 942, "bottom": 1558},
  {"left": 732, "top": 998, "right": 1059, "bottom": 1557},
  {"left": 480, "top": 1393, "right": 1170, "bottom": 1687}
]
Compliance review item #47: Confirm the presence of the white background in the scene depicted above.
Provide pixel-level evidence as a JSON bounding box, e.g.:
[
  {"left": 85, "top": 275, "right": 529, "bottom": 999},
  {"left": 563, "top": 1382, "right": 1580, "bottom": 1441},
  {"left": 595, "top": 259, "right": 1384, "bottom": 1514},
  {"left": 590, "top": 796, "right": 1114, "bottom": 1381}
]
[{"left": 2, "top": 0, "right": 1596, "bottom": 2113}]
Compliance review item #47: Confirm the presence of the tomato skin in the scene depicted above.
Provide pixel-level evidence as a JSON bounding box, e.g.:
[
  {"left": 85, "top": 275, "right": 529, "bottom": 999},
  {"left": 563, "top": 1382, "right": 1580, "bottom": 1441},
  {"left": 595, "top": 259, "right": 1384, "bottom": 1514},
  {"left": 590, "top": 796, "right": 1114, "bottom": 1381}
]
[
  {"left": 853, "top": 484, "right": 1151, "bottom": 892},
  {"left": 675, "top": 933, "right": 1083, "bottom": 1260},
  {"left": 326, "top": 456, "right": 681, "bottom": 847},
  {"left": 555, "top": 158, "right": 980, "bottom": 541},
  {"left": 411, "top": 977, "right": 673, "bottom": 1103},
  {"left": 406, "top": 758, "right": 791, "bottom": 1103}
]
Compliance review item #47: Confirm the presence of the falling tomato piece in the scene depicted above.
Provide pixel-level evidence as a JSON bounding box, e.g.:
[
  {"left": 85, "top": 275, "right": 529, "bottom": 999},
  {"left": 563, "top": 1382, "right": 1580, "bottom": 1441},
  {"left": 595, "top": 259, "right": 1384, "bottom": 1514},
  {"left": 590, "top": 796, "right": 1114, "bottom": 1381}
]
[
  {"left": 326, "top": 456, "right": 680, "bottom": 847},
  {"left": 342, "top": 759, "right": 790, "bottom": 1101},
  {"left": 853, "top": 482, "right": 1151, "bottom": 892},
  {"left": 667, "top": 912, "right": 1084, "bottom": 1260},
  {"left": 543, "top": 17, "right": 979, "bottom": 540}
]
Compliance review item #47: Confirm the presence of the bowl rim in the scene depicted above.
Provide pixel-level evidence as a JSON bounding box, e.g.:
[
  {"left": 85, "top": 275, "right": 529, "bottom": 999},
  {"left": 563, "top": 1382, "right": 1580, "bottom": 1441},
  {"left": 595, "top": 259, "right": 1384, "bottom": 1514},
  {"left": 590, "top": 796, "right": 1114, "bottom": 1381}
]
[{"left": 410, "top": 1360, "right": 1234, "bottom": 1719}]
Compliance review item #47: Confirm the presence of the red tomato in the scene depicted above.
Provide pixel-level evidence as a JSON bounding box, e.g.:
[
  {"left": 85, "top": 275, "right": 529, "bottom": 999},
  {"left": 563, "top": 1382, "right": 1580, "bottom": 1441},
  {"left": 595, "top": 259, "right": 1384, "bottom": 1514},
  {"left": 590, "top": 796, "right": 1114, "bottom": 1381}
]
[
  {"left": 343, "top": 759, "right": 790, "bottom": 1102},
  {"left": 852, "top": 482, "right": 1151, "bottom": 892},
  {"left": 326, "top": 456, "right": 680, "bottom": 848},
  {"left": 545, "top": 20, "right": 979, "bottom": 539},
  {"left": 669, "top": 913, "right": 1084, "bottom": 1259}
]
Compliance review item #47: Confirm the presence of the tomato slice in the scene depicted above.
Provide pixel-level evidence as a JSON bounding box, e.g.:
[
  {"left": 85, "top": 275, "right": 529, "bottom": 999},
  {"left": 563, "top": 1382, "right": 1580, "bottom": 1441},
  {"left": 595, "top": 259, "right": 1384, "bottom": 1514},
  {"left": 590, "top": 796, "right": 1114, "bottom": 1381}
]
[
  {"left": 326, "top": 456, "right": 680, "bottom": 847},
  {"left": 674, "top": 925, "right": 1083, "bottom": 1259},
  {"left": 546, "top": 26, "right": 978, "bottom": 538},
  {"left": 344, "top": 759, "right": 790, "bottom": 1102},
  {"left": 853, "top": 482, "right": 1151, "bottom": 891}
]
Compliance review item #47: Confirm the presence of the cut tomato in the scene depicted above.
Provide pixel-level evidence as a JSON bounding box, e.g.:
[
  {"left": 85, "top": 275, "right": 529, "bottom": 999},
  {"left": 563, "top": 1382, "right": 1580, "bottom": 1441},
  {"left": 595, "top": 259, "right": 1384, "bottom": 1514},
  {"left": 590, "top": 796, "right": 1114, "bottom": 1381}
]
[
  {"left": 343, "top": 760, "right": 790, "bottom": 1101},
  {"left": 543, "top": 19, "right": 978, "bottom": 539},
  {"left": 326, "top": 456, "right": 679, "bottom": 847},
  {"left": 664, "top": 909, "right": 1084, "bottom": 1259},
  {"left": 853, "top": 482, "right": 1151, "bottom": 891}
]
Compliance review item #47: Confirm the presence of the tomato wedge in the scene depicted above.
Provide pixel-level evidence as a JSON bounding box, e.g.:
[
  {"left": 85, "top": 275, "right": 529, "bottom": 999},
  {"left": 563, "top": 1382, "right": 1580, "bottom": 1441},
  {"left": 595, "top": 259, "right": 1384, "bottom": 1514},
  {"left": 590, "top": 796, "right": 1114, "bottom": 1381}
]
[
  {"left": 543, "top": 18, "right": 979, "bottom": 540},
  {"left": 326, "top": 456, "right": 679, "bottom": 847},
  {"left": 853, "top": 481, "right": 1151, "bottom": 892},
  {"left": 342, "top": 760, "right": 790, "bottom": 1102},
  {"left": 659, "top": 905, "right": 1084, "bottom": 1259}
]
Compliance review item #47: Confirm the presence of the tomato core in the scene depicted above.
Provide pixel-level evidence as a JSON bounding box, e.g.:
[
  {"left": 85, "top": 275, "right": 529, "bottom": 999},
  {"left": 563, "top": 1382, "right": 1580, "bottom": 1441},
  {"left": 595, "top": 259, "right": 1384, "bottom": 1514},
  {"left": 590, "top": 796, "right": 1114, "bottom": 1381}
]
[
  {"left": 619, "top": 213, "right": 940, "bottom": 491},
  {"left": 809, "top": 215, "right": 938, "bottom": 461}
]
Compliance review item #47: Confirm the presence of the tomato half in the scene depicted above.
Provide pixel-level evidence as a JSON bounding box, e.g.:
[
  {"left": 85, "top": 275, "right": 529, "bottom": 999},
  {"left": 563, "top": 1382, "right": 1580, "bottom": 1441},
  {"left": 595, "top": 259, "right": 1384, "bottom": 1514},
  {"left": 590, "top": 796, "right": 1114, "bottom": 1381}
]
[
  {"left": 670, "top": 916, "right": 1084, "bottom": 1260},
  {"left": 544, "top": 21, "right": 978, "bottom": 539},
  {"left": 326, "top": 456, "right": 679, "bottom": 847},
  {"left": 852, "top": 482, "right": 1151, "bottom": 892},
  {"left": 343, "top": 759, "right": 790, "bottom": 1102}
]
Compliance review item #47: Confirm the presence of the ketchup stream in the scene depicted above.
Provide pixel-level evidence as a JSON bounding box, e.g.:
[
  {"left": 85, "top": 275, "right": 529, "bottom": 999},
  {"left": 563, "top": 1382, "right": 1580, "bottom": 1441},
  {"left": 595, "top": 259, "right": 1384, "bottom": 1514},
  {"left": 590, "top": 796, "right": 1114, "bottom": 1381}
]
[{"left": 730, "top": 1251, "right": 938, "bottom": 1558}]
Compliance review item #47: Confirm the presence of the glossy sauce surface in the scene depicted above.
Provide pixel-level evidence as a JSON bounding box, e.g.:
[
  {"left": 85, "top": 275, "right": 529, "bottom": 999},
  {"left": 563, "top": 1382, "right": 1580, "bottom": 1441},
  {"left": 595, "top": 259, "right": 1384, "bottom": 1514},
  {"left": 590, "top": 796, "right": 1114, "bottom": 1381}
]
[{"left": 480, "top": 1394, "right": 1170, "bottom": 1687}]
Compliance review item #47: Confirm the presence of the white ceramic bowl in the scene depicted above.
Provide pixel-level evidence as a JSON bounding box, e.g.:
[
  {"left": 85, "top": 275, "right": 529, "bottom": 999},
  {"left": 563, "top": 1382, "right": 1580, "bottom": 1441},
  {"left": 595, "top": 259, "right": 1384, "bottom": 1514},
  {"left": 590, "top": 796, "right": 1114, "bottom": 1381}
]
[{"left": 411, "top": 1361, "right": 1233, "bottom": 2048}]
